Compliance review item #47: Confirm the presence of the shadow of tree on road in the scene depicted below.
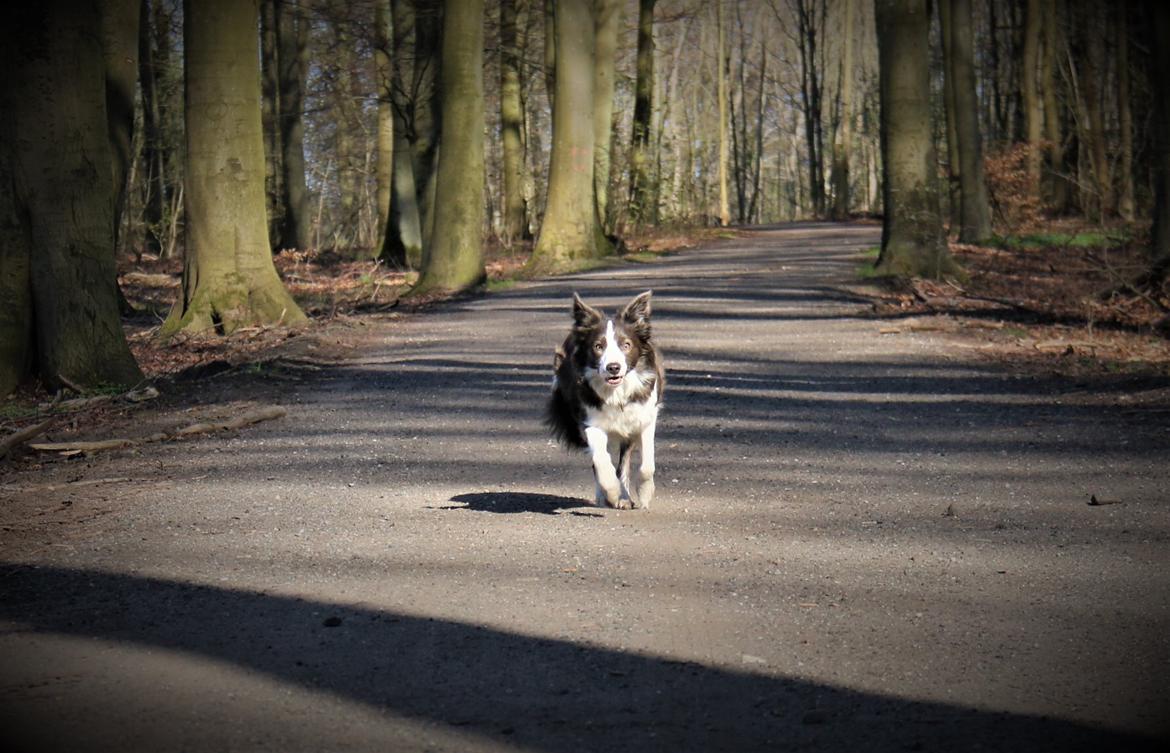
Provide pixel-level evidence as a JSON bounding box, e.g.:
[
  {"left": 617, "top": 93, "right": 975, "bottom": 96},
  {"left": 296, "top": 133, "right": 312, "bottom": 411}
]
[{"left": 0, "top": 564, "right": 1163, "bottom": 752}]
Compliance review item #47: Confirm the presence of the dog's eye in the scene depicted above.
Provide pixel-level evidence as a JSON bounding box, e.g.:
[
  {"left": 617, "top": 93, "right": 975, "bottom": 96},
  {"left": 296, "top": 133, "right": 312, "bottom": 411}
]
[
  {"left": 621, "top": 341, "right": 632, "bottom": 352},
  {"left": 594, "top": 341, "right": 604, "bottom": 352}
]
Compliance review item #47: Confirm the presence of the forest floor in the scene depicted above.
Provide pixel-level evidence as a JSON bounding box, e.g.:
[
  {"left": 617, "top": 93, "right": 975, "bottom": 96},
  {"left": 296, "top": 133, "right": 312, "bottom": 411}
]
[{"left": 1, "top": 221, "right": 1168, "bottom": 751}]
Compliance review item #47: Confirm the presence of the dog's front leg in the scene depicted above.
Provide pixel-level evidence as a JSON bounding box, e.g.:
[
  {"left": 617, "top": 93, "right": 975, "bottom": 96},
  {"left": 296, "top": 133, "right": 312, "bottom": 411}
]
[
  {"left": 633, "top": 423, "right": 656, "bottom": 509},
  {"left": 585, "top": 426, "right": 628, "bottom": 509}
]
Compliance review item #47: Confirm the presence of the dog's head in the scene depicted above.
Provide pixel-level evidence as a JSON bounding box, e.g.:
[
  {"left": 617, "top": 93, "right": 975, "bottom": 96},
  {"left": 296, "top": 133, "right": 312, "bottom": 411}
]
[{"left": 569, "top": 291, "right": 653, "bottom": 389}]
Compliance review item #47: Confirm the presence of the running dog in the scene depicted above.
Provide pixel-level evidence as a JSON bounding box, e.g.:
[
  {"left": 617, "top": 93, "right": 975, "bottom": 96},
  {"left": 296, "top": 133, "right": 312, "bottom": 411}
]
[{"left": 546, "top": 291, "right": 664, "bottom": 509}]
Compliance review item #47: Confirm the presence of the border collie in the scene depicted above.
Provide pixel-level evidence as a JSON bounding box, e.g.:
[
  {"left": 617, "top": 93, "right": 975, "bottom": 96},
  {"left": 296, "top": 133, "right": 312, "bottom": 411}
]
[{"left": 546, "top": 291, "right": 664, "bottom": 509}]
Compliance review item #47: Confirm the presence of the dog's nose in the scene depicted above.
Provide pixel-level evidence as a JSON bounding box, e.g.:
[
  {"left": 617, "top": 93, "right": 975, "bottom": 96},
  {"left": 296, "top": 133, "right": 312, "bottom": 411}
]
[{"left": 606, "top": 362, "right": 622, "bottom": 375}]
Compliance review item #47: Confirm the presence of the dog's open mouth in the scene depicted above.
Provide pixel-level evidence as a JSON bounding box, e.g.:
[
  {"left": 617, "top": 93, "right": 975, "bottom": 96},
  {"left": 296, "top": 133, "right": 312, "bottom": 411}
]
[{"left": 605, "top": 374, "right": 624, "bottom": 386}]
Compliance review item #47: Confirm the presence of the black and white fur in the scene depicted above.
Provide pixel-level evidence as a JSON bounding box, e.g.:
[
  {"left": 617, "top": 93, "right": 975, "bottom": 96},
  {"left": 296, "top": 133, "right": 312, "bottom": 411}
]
[{"left": 546, "top": 291, "right": 664, "bottom": 509}]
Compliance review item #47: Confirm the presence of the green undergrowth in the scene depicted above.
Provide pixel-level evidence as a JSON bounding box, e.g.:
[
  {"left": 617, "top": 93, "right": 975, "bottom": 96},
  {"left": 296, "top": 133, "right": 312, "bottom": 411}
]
[{"left": 993, "top": 229, "right": 1130, "bottom": 250}]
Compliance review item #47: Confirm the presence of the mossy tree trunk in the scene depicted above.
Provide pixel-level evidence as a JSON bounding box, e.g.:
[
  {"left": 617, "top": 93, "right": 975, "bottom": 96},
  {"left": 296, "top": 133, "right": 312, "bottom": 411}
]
[
  {"left": 410, "top": 0, "right": 486, "bottom": 295},
  {"left": 0, "top": 1, "right": 142, "bottom": 396},
  {"left": 874, "top": 0, "right": 958, "bottom": 279},
  {"left": 527, "top": 0, "right": 610, "bottom": 274},
  {"left": 162, "top": 0, "right": 306, "bottom": 338}
]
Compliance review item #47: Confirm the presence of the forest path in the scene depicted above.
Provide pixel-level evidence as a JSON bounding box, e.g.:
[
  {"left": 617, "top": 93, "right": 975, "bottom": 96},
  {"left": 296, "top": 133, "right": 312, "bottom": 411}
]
[{"left": 2, "top": 222, "right": 1168, "bottom": 751}]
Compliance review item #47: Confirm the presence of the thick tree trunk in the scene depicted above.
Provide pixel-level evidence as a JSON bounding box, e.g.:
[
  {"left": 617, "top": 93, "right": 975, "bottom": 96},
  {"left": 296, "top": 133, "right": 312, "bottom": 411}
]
[
  {"left": 592, "top": 0, "right": 620, "bottom": 232},
  {"left": 628, "top": 0, "right": 656, "bottom": 225},
  {"left": 276, "top": 0, "right": 311, "bottom": 250},
  {"left": 874, "top": 0, "right": 957, "bottom": 278},
  {"left": 1, "top": 2, "right": 142, "bottom": 395},
  {"left": 412, "top": 0, "right": 486, "bottom": 294},
  {"left": 528, "top": 0, "right": 609, "bottom": 273},
  {"left": 948, "top": 0, "right": 993, "bottom": 242},
  {"left": 829, "top": 0, "right": 855, "bottom": 221},
  {"left": 162, "top": 0, "right": 305, "bottom": 337},
  {"left": 500, "top": 0, "right": 530, "bottom": 242},
  {"left": 412, "top": 0, "right": 443, "bottom": 254}
]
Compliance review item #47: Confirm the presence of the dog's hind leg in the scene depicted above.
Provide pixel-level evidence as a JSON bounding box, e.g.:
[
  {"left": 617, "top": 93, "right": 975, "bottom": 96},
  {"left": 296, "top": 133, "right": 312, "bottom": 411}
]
[{"left": 585, "top": 426, "right": 628, "bottom": 508}]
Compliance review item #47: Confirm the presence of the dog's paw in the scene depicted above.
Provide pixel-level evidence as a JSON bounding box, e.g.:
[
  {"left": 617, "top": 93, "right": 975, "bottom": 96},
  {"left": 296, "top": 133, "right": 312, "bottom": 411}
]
[
  {"left": 634, "top": 479, "right": 655, "bottom": 510},
  {"left": 608, "top": 497, "right": 633, "bottom": 510}
]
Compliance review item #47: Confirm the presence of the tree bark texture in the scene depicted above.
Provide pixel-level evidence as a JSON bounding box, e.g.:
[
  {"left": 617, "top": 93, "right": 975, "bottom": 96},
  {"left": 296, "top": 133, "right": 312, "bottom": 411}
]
[
  {"left": 381, "top": 0, "right": 423, "bottom": 268},
  {"left": 0, "top": 2, "right": 142, "bottom": 395},
  {"left": 163, "top": 0, "right": 306, "bottom": 337},
  {"left": 529, "top": 0, "right": 610, "bottom": 272},
  {"left": 412, "top": 0, "right": 486, "bottom": 294},
  {"left": 1116, "top": 2, "right": 1134, "bottom": 221},
  {"left": 1021, "top": 0, "right": 1043, "bottom": 200},
  {"left": 939, "top": 0, "right": 961, "bottom": 232},
  {"left": 947, "top": 0, "right": 993, "bottom": 242},
  {"left": 874, "top": 0, "right": 957, "bottom": 278},
  {"left": 717, "top": 0, "right": 730, "bottom": 226}
]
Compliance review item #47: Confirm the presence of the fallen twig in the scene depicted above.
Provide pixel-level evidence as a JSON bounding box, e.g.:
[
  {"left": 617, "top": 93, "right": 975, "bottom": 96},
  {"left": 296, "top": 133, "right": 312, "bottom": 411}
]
[
  {"left": 0, "top": 419, "right": 54, "bottom": 458},
  {"left": 28, "top": 406, "right": 287, "bottom": 456}
]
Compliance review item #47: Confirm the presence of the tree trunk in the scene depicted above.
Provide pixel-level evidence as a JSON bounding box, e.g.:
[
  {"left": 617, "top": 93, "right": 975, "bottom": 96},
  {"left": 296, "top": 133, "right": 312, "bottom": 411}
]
[
  {"left": 1149, "top": 0, "right": 1170, "bottom": 281},
  {"left": 830, "top": 0, "right": 855, "bottom": 221},
  {"left": 717, "top": 0, "right": 730, "bottom": 226},
  {"left": 795, "top": 0, "right": 826, "bottom": 219},
  {"left": 543, "top": 0, "right": 556, "bottom": 114},
  {"left": 1077, "top": 0, "right": 1112, "bottom": 221},
  {"left": 528, "top": 0, "right": 609, "bottom": 273},
  {"left": 260, "top": 0, "right": 282, "bottom": 248},
  {"left": 939, "top": 0, "right": 961, "bottom": 232},
  {"left": 500, "top": 0, "right": 530, "bottom": 242},
  {"left": 628, "top": 0, "right": 656, "bottom": 226},
  {"left": 592, "top": 0, "right": 620, "bottom": 232},
  {"left": 1022, "top": 0, "right": 1043, "bottom": 200},
  {"left": 1041, "top": 0, "right": 1068, "bottom": 211},
  {"left": 412, "top": 0, "right": 486, "bottom": 294},
  {"left": 0, "top": 2, "right": 142, "bottom": 395},
  {"left": 101, "top": 0, "right": 141, "bottom": 253},
  {"left": 375, "top": 0, "right": 394, "bottom": 243},
  {"left": 874, "top": 0, "right": 957, "bottom": 278},
  {"left": 1116, "top": 1, "right": 1134, "bottom": 221},
  {"left": 276, "top": 0, "right": 311, "bottom": 251},
  {"left": 412, "top": 0, "right": 443, "bottom": 254},
  {"left": 162, "top": 0, "right": 306, "bottom": 337},
  {"left": 381, "top": 0, "right": 423, "bottom": 268},
  {"left": 948, "top": 0, "right": 993, "bottom": 242}
]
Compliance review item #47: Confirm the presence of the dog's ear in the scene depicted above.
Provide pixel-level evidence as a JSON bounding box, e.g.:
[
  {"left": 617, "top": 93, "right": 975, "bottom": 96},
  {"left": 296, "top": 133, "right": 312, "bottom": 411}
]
[
  {"left": 572, "top": 293, "right": 603, "bottom": 330},
  {"left": 620, "top": 290, "right": 653, "bottom": 334}
]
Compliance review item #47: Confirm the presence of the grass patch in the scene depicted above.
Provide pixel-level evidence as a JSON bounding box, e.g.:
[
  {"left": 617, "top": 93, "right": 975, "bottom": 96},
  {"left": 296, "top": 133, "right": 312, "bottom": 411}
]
[{"left": 993, "top": 230, "right": 1129, "bottom": 250}]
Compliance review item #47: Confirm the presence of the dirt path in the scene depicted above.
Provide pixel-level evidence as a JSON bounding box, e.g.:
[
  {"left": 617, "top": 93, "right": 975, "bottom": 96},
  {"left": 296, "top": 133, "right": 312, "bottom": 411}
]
[{"left": 2, "top": 223, "right": 1168, "bottom": 751}]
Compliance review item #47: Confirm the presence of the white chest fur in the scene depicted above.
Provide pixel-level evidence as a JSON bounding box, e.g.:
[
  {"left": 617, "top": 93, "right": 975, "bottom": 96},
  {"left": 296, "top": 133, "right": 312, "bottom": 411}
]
[{"left": 584, "top": 374, "right": 659, "bottom": 440}]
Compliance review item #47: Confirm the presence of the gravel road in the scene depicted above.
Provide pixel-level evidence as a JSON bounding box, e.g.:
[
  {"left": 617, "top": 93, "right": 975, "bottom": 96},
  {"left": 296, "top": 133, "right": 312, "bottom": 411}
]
[{"left": 2, "top": 223, "right": 1168, "bottom": 752}]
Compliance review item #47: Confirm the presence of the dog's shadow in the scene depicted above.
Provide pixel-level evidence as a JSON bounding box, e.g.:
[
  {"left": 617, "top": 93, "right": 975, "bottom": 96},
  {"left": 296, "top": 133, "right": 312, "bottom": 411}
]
[{"left": 439, "top": 492, "right": 604, "bottom": 516}]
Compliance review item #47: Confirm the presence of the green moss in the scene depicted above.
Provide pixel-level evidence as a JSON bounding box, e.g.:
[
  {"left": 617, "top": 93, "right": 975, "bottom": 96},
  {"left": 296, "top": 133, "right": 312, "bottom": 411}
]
[{"left": 994, "top": 230, "right": 1130, "bottom": 250}]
